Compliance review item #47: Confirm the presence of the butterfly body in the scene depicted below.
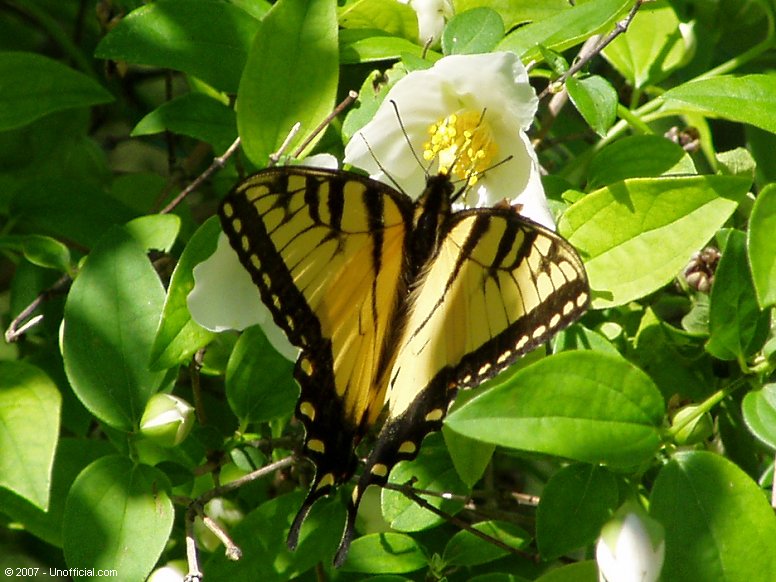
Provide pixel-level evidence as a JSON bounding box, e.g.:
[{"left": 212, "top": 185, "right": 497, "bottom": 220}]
[{"left": 219, "top": 166, "right": 589, "bottom": 565}]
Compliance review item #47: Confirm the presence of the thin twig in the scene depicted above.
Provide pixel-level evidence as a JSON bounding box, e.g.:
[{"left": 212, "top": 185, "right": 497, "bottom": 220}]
[
  {"left": 268, "top": 123, "right": 302, "bottom": 166},
  {"left": 386, "top": 481, "right": 535, "bottom": 560},
  {"left": 159, "top": 137, "right": 242, "bottom": 215},
  {"left": 291, "top": 90, "right": 359, "bottom": 158},
  {"left": 4, "top": 274, "right": 71, "bottom": 343},
  {"left": 537, "top": 0, "right": 646, "bottom": 101},
  {"left": 182, "top": 455, "right": 296, "bottom": 580}
]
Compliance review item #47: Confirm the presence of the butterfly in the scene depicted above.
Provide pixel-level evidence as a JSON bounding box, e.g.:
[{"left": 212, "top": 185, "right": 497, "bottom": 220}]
[{"left": 218, "top": 166, "right": 589, "bottom": 565}]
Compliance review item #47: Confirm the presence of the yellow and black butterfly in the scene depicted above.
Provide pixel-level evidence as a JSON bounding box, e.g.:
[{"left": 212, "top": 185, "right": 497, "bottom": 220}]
[{"left": 219, "top": 166, "right": 589, "bottom": 565}]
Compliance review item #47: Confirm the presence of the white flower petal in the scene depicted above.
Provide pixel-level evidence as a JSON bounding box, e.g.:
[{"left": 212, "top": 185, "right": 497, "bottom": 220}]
[{"left": 187, "top": 233, "right": 298, "bottom": 361}]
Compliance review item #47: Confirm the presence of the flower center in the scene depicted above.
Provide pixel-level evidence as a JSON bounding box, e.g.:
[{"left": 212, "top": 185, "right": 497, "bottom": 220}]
[{"left": 423, "top": 110, "right": 498, "bottom": 184}]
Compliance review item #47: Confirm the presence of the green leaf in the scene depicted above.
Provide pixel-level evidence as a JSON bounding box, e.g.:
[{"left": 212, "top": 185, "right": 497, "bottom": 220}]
[
  {"left": 0, "top": 438, "right": 113, "bottom": 547},
  {"left": 132, "top": 93, "right": 237, "bottom": 153},
  {"left": 445, "top": 352, "right": 664, "bottom": 467},
  {"left": 63, "top": 456, "right": 174, "bottom": 581},
  {"left": 442, "top": 8, "right": 504, "bottom": 55},
  {"left": 94, "top": 0, "right": 259, "bottom": 93},
  {"left": 660, "top": 74, "right": 776, "bottom": 135},
  {"left": 536, "top": 464, "right": 619, "bottom": 560},
  {"left": 124, "top": 214, "right": 181, "bottom": 254},
  {"left": 566, "top": 75, "right": 618, "bottom": 137},
  {"left": 443, "top": 521, "right": 530, "bottom": 567},
  {"left": 560, "top": 176, "right": 749, "bottom": 309},
  {"left": 748, "top": 184, "right": 776, "bottom": 308},
  {"left": 534, "top": 560, "right": 599, "bottom": 582},
  {"left": 443, "top": 425, "right": 494, "bottom": 488},
  {"left": 0, "top": 52, "right": 113, "bottom": 131},
  {"left": 587, "top": 135, "right": 696, "bottom": 189},
  {"left": 602, "top": 0, "right": 690, "bottom": 88},
  {"left": 338, "top": 0, "right": 418, "bottom": 40},
  {"left": 497, "top": 0, "right": 631, "bottom": 61},
  {"left": 344, "top": 533, "right": 427, "bottom": 574},
  {"left": 206, "top": 492, "right": 343, "bottom": 579},
  {"left": 383, "top": 434, "right": 467, "bottom": 531},
  {"left": 741, "top": 383, "right": 776, "bottom": 450},
  {"left": 0, "top": 234, "right": 71, "bottom": 272},
  {"left": 706, "top": 230, "right": 769, "bottom": 360},
  {"left": 62, "top": 227, "right": 166, "bottom": 431},
  {"left": 650, "top": 451, "right": 776, "bottom": 581},
  {"left": 0, "top": 361, "right": 61, "bottom": 510},
  {"left": 340, "top": 30, "right": 439, "bottom": 64},
  {"left": 226, "top": 325, "right": 297, "bottom": 424},
  {"left": 237, "top": 0, "right": 338, "bottom": 166},
  {"left": 9, "top": 179, "right": 137, "bottom": 248},
  {"left": 150, "top": 218, "right": 220, "bottom": 370}
]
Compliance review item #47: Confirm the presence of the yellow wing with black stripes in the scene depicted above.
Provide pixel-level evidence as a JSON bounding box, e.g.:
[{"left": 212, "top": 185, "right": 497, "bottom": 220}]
[{"left": 218, "top": 167, "right": 590, "bottom": 566}]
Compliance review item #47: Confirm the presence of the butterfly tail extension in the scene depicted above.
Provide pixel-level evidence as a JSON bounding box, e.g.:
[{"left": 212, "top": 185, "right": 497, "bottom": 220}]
[{"left": 333, "top": 371, "right": 455, "bottom": 566}]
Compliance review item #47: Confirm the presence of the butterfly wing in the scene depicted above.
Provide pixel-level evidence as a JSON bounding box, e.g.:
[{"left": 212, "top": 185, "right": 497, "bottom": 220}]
[
  {"left": 219, "top": 167, "right": 414, "bottom": 543},
  {"left": 335, "top": 205, "right": 589, "bottom": 564}
]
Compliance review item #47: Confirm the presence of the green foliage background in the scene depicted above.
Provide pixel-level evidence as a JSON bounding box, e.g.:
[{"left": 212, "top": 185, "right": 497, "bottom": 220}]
[{"left": 1, "top": 0, "right": 776, "bottom": 581}]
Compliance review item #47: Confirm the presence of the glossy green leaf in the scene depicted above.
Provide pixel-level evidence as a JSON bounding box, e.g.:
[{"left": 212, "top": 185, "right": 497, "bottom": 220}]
[
  {"left": 741, "top": 383, "right": 776, "bottom": 450},
  {"left": 650, "top": 451, "right": 776, "bottom": 581},
  {"left": 560, "top": 176, "right": 749, "bottom": 308},
  {"left": 124, "top": 214, "right": 181, "bottom": 254},
  {"left": 226, "top": 325, "right": 297, "bottom": 424},
  {"left": 340, "top": 30, "right": 438, "bottom": 64},
  {"left": 587, "top": 135, "right": 696, "bottom": 189},
  {"left": 344, "top": 533, "right": 427, "bottom": 574},
  {"left": 95, "top": 0, "right": 259, "bottom": 93},
  {"left": 445, "top": 352, "right": 664, "bottom": 467},
  {"left": 206, "top": 492, "right": 343, "bottom": 579},
  {"left": 497, "top": 0, "right": 631, "bottom": 61},
  {"left": 442, "top": 8, "right": 504, "bottom": 55},
  {"left": 338, "top": 0, "right": 418, "bottom": 39},
  {"left": 132, "top": 93, "right": 237, "bottom": 153},
  {"left": 63, "top": 456, "right": 174, "bottom": 581},
  {"left": 747, "top": 184, "right": 776, "bottom": 308},
  {"left": 383, "top": 434, "right": 467, "bottom": 531},
  {"left": 602, "top": 0, "right": 690, "bottom": 88},
  {"left": 237, "top": 0, "right": 338, "bottom": 166},
  {"left": 443, "top": 520, "right": 530, "bottom": 567},
  {"left": 62, "top": 227, "right": 166, "bottom": 431},
  {"left": 536, "top": 464, "right": 618, "bottom": 560},
  {"left": 150, "top": 218, "right": 219, "bottom": 370},
  {"left": 707, "top": 230, "right": 769, "bottom": 360},
  {"left": 566, "top": 75, "right": 618, "bottom": 137},
  {"left": 456, "top": 0, "right": 572, "bottom": 30},
  {"left": 660, "top": 74, "right": 776, "bottom": 135},
  {"left": 0, "top": 234, "right": 71, "bottom": 272},
  {"left": 0, "top": 438, "right": 113, "bottom": 547},
  {"left": 0, "top": 52, "right": 113, "bottom": 131},
  {"left": 0, "top": 361, "right": 61, "bottom": 509}
]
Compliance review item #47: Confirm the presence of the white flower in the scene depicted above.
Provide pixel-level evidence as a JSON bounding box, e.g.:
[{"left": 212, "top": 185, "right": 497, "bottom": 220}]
[
  {"left": 596, "top": 503, "right": 665, "bottom": 582},
  {"left": 344, "top": 51, "right": 553, "bottom": 229},
  {"left": 399, "top": 0, "right": 454, "bottom": 48}
]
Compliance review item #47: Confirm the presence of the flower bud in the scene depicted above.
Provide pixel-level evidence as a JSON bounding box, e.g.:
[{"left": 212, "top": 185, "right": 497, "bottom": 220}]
[
  {"left": 672, "top": 404, "right": 713, "bottom": 445},
  {"left": 597, "top": 502, "right": 665, "bottom": 582},
  {"left": 140, "top": 394, "right": 195, "bottom": 447}
]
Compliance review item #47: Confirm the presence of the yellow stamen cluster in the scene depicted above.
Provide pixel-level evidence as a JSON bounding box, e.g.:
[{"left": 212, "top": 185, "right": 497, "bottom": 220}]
[{"left": 423, "top": 110, "right": 498, "bottom": 184}]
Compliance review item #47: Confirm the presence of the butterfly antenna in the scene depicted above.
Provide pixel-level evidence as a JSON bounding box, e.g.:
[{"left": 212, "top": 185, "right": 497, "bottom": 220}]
[
  {"left": 358, "top": 133, "right": 408, "bottom": 195},
  {"left": 389, "top": 99, "right": 426, "bottom": 172}
]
